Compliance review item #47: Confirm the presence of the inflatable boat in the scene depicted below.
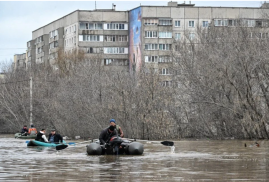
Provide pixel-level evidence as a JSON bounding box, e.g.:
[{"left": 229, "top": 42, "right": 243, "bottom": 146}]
[
  {"left": 86, "top": 136, "right": 144, "bottom": 155},
  {"left": 27, "top": 140, "right": 67, "bottom": 147},
  {"left": 15, "top": 133, "right": 36, "bottom": 139}
]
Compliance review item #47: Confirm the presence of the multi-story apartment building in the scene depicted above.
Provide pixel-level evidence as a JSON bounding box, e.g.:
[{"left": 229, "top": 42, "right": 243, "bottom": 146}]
[
  {"left": 14, "top": 53, "right": 26, "bottom": 70},
  {"left": 15, "top": 2, "right": 269, "bottom": 79},
  {"left": 29, "top": 8, "right": 129, "bottom": 71},
  {"left": 128, "top": 2, "right": 269, "bottom": 86}
]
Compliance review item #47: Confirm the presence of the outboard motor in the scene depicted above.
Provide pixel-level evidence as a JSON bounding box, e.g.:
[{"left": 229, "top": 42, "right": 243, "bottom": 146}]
[{"left": 106, "top": 136, "right": 123, "bottom": 155}]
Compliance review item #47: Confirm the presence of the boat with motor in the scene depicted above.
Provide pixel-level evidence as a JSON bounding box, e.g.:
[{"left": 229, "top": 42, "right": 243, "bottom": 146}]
[
  {"left": 86, "top": 136, "right": 144, "bottom": 155},
  {"left": 27, "top": 140, "right": 67, "bottom": 147},
  {"left": 15, "top": 133, "right": 36, "bottom": 139}
]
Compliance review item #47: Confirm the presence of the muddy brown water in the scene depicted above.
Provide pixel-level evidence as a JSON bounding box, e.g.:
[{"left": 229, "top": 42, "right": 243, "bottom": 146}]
[{"left": 0, "top": 134, "right": 268, "bottom": 182}]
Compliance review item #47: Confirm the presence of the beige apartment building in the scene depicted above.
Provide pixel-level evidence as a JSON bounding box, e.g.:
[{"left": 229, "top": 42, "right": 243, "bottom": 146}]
[{"left": 15, "top": 2, "right": 269, "bottom": 79}]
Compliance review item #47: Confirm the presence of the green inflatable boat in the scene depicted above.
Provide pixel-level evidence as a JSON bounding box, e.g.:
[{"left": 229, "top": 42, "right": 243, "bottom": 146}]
[
  {"left": 27, "top": 140, "right": 68, "bottom": 150},
  {"left": 15, "top": 133, "right": 36, "bottom": 139}
]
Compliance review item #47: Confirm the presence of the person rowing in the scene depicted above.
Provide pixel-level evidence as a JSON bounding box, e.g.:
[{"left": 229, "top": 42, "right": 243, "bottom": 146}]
[
  {"left": 48, "top": 129, "right": 63, "bottom": 143},
  {"left": 35, "top": 129, "right": 48, "bottom": 143}
]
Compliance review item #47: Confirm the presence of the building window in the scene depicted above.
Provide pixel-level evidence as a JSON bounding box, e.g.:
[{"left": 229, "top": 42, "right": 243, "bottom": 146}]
[
  {"left": 159, "top": 56, "right": 171, "bottom": 63},
  {"left": 36, "top": 36, "right": 43, "bottom": 43},
  {"left": 144, "top": 19, "right": 158, "bottom": 25},
  {"left": 104, "top": 47, "right": 128, "bottom": 54},
  {"left": 175, "top": 33, "right": 181, "bottom": 40},
  {"left": 159, "top": 44, "right": 171, "bottom": 50},
  {"left": 202, "top": 21, "right": 208, "bottom": 27},
  {"left": 106, "top": 23, "right": 127, "bottom": 30},
  {"left": 79, "top": 35, "right": 103, "bottom": 42},
  {"left": 189, "top": 33, "right": 195, "bottom": 40},
  {"left": 161, "top": 68, "right": 170, "bottom": 75},
  {"left": 162, "top": 81, "right": 172, "bottom": 87},
  {"left": 189, "top": 21, "right": 195, "bottom": 27},
  {"left": 214, "top": 19, "right": 228, "bottom": 26},
  {"left": 36, "top": 47, "right": 42, "bottom": 54},
  {"left": 159, "top": 19, "right": 172, "bottom": 26},
  {"left": 145, "top": 56, "right": 158, "bottom": 63},
  {"left": 104, "top": 35, "right": 128, "bottom": 42},
  {"left": 228, "top": 19, "right": 238, "bottom": 27},
  {"left": 175, "top": 20, "right": 180, "bottom": 27},
  {"left": 145, "top": 44, "right": 158, "bottom": 50},
  {"left": 104, "top": 59, "right": 129, "bottom": 66},
  {"left": 79, "top": 22, "right": 103, "bottom": 30},
  {"left": 145, "top": 31, "right": 158, "bottom": 38},
  {"left": 86, "top": 47, "right": 102, "bottom": 54},
  {"left": 50, "top": 30, "right": 58, "bottom": 38},
  {"left": 159, "top": 32, "right": 172, "bottom": 38},
  {"left": 256, "top": 20, "right": 262, "bottom": 27}
]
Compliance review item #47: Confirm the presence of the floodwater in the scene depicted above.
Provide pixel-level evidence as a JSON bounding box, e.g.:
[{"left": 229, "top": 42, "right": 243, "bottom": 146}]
[{"left": 0, "top": 135, "right": 268, "bottom": 182}]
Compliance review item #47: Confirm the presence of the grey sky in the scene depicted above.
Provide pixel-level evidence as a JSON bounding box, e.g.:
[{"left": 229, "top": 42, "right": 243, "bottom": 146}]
[{"left": 0, "top": 1, "right": 263, "bottom": 67}]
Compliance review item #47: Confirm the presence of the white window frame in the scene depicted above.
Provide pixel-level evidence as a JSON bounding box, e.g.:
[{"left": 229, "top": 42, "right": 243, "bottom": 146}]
[
  {"left": 202, "top": 21, "right": 208, "bottom": 27},
  {"left": 145, "top": 44, "right": 158, "bottom": 50},
  {"left": 189, "top": 33, "right": 195, "bottom": 40},
  {"left": 145, "top": 31, "right": 158, "bottom": 38},
  {"left": 175, "top": 20, "right": 180, "bottom": 27},
  {"left": 144, "top": 19, "right": 158, "bottom": 25},
  {"left": 189, "top": 21, "right": 195, "bottom": 28},
  {"left": 159, "top": 19, "right": 172, "bottom": 26},
  {"left": 214, "top": 19, "right": 228, "bottom": 26},
  {"left": 104, "top": 47, "right": 128, "bottom": 54},
  {"left": 175, "top": 33, "right": 181, "bottom": 40},
  {"left": 145, "top": 55, "right": 158, "bottom": 63},
  {"left": 159, "top": 32, "right": 172, "bottom": 38},
  {"left": 159, "top": 44, "right": 171, "bottom": 51}
]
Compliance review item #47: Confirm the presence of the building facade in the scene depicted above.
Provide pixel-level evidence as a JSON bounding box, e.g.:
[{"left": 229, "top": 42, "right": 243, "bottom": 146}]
[{"left": 15, "top": 2, "right": 269, "bottom": 77}]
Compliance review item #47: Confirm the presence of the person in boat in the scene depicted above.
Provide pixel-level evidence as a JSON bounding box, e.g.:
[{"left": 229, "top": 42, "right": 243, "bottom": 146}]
[
  {"left": 35, "top": 129, "right": 49, "bottom": 143},
  {"left": 28, "top": 124, "right": 37, "bottom": 135},
  {"left": 99, "top": 125, "right": 117, "bottom": 145},
  {"left": 48, "top": 129, "right": 63, "bottom": 143},
  {"left": 21, "top": 125, "right": 28, "bottom": 136},
  {"left": 109, "top": 119, "right": 124, "bottom": 137}
]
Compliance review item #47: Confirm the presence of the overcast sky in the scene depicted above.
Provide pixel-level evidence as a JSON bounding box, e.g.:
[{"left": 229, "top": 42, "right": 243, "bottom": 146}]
[{"left": 0, "top": 0, "right": 263, "bottom": 67}]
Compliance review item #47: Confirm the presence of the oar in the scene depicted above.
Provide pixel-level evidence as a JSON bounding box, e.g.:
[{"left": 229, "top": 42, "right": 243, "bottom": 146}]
[
  {"left": 161, "top": 141, "right": 174, "bottom": 146},
  {"left": 25, "top": 140, "right": 76, "bottom": 145},
  {"left": 127, "top": 138, "right": 174, "bottom": 146}
]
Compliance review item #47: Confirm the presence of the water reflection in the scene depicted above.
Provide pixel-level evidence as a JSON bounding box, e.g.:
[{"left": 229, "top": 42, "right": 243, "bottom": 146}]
[{"left": 0, "top": 135, "right": 268, "bottom": 181}]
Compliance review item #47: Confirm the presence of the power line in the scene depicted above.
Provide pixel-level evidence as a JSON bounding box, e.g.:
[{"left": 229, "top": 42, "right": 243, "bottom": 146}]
[{"left": 0, "top": 48, "right": 27, "bottom": 49}]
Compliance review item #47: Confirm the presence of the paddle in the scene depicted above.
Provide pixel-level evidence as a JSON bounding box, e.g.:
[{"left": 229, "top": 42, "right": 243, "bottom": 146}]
[
  {"left": 126, "top": 138, "right": 174, "bottom": 146},
  {"left": 56, "top": 144, "right": 68, "bottom": 150},
  {"left": 161, "top": 141, "right": 174, "bottom": 146},
  {"left": 25, "top": 140, "right": 76, "bottom": 145}
]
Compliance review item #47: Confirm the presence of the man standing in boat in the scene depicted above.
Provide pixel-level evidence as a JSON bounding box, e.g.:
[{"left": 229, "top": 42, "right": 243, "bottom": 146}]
[
  {"left": 109, "top": 119, "right": 124, "bottom": 137},
  {"left": 48, "top": 129, "right": 63, "bottom": 143},
  {"left": 35, "top": 129, "right": 49, "bottom": 143},
  {"left": 99, "top": 125, "right": 117, "bottom": 145}
]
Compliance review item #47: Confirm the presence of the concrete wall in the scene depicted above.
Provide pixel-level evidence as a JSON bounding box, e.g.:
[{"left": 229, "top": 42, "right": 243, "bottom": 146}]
[{"left": 32, "top": 11, "right": 78, "bottom": 39}]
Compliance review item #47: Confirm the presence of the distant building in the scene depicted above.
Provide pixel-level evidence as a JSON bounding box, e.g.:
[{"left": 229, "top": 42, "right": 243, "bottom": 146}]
[
  {"left": 14, "top": 53, "right": 26, "bottom": 70},
  {"left": 15, "top": 2, "right": 269, "bottom": 78}
]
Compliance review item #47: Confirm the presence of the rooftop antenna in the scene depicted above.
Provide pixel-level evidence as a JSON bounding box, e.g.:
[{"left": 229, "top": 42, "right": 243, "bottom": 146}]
[
  {"left": 112, "top": 3, "right": 116, "bottom": 10},
  {"left": 95, "top": 1, "right": 96, "bottom": 10}
]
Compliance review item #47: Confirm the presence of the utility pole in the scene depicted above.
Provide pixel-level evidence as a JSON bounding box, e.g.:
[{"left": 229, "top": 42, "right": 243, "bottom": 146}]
[{"left": 30, "top": 77, "right": 33, "bottom": 126}]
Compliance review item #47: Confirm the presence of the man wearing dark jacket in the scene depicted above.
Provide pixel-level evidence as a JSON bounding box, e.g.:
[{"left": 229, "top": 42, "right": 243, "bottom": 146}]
[
  {"left": 21, "top": 125, "right": 28, "bottom": 136},
  {"left": 48, "top": 129, "right": 63, "bottom": 143},
  {"left": 35, "top": 129, "right": 49, "bottom": 142},
  {"left": 99, "top": 125, "right": 117, "bottom": 145}
]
